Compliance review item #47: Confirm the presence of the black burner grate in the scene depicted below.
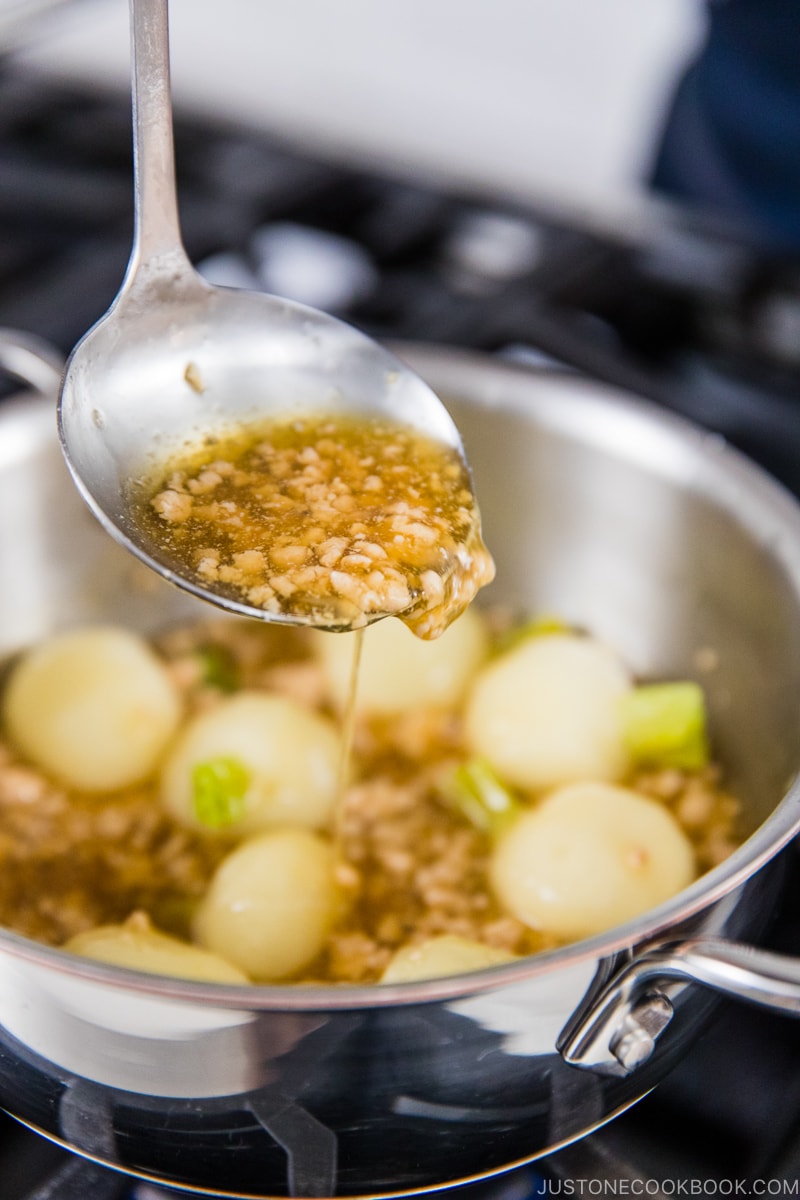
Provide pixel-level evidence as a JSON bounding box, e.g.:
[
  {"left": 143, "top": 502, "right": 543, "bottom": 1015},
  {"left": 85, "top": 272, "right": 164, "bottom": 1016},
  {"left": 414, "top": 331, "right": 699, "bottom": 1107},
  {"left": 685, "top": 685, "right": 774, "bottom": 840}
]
[{"left": 1, "top": 69, "right": 800, "bottom": 487}]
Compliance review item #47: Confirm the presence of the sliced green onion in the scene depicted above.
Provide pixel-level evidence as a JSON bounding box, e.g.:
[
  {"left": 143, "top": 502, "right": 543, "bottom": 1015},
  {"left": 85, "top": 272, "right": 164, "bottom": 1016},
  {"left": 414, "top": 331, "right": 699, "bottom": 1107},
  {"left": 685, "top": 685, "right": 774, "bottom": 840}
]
[
  {"left": 443, "top": 758, "right": 520, "bottom": 839},
  {"left": 192, "top": 756, "right": 250, "bottom": 828},
  {"left": 196, "top": 644, "right": 239, "bottom": 693},
  {"left": 620, "top": 682, "right": 710, "bottom": 770}
]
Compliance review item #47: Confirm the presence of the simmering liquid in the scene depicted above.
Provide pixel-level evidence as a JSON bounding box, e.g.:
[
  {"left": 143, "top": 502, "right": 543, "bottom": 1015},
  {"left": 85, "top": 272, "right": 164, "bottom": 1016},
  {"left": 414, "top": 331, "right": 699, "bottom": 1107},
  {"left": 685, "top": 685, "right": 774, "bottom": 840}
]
[{"left": 129, "top": 412, "right": 495, "bottom": 640}]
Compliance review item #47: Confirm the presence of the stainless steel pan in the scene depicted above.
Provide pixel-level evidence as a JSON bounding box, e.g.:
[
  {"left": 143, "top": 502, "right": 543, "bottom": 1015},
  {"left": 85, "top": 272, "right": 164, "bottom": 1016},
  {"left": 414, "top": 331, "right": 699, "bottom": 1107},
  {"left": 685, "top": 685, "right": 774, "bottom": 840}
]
[{"left": 0, "top": 331, "right": 799, "bottom": 1198}]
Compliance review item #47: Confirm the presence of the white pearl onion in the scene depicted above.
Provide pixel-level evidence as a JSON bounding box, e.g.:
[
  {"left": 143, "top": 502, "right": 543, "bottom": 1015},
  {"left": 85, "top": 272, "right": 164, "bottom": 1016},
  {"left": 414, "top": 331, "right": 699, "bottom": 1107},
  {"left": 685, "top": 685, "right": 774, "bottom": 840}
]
[
  {"left": 490, "top": 782, "right": 696, "bottom": 939},
  {"left": 193, "top": 828, "right": 338, "bottom": 981},
  {"left": 65, "top": 913, "right": 248, "bottom": 984},
  {"left": 160, "top": 691, "right": 341, "bottom": 836},
  {"left": 380, "top": 935, "right": 515, "bottom": 983},
  {"left": 313, "top": 606, "right": 488, "bottom": 716},
  {"left": 3, "top": 625, "right": 182, "bottom": 792},
  {"left": 464, "top": 634, "right": 632, "bottom": 790}
]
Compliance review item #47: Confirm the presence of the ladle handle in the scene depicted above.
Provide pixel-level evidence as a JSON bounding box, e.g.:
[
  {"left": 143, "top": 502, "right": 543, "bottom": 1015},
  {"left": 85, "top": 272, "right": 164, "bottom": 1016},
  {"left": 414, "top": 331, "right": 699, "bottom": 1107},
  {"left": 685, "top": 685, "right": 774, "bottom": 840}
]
[{"left": 122, "top": 0, "right": 196, "bottom": 293}]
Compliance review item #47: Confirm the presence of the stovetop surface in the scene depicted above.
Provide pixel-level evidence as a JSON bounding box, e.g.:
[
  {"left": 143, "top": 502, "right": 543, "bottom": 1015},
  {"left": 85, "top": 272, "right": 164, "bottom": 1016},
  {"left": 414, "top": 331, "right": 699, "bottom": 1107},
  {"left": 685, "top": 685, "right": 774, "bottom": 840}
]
[{"left": 1, "top": 65, "right": 800, "bottom": 1200}]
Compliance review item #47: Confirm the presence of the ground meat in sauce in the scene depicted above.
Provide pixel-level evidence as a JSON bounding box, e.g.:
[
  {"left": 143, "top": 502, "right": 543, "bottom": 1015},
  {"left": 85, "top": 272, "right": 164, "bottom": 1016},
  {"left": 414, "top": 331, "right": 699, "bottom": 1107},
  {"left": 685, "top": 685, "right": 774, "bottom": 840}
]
[
  {"left": 131, "top": 414, "right": 495, "bottom": 640},
  {"left": 0, "top": 619, "right": 742, "bottom": 982},
  {"left": 0, "top": 741, "right": 226, "bottom": 946}
]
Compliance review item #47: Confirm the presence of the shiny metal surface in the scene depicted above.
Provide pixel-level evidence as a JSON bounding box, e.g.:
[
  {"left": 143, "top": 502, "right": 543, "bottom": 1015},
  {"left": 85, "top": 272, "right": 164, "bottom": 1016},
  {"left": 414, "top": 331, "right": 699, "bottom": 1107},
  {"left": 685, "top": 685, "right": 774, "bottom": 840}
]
[
  {"left": 560, "top": 935, "right": 800, "bottom": 1075},
  {"left": 57, "top": 0, "right": 464, "bottom": 633},
  {"left": 0, "top": 328, "right": 62, "bottom": 396},
  {"left": 3, "top": 338, "right": 800, "bottom": 1196}
]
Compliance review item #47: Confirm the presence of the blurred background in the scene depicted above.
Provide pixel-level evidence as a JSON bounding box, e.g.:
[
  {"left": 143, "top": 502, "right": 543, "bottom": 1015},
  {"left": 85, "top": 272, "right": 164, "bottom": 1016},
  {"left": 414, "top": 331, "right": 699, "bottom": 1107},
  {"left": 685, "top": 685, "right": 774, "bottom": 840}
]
[
  {"left": 4, "top": 0, "right": 704, "bottom": 227},
  {"left": 2, "top": 0, "right": 798, "bottom": 486}
]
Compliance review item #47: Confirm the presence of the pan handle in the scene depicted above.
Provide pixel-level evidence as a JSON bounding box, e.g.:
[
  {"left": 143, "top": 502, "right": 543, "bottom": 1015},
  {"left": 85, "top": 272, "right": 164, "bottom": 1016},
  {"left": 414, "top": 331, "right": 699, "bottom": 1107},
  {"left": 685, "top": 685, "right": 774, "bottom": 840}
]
[
  {"left": 558, "top": 936, "right": 800, "bottom": 1077},
  {"left": 0, "top": 329, "right": 64, "bottom": 396}
]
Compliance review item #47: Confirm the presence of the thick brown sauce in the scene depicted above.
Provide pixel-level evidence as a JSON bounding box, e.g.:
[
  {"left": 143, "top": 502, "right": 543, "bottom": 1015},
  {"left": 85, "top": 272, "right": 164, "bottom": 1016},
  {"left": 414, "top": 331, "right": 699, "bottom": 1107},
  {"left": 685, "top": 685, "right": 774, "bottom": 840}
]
[{"left": 130, "top": 413, "right": 495, "bottom": 640}]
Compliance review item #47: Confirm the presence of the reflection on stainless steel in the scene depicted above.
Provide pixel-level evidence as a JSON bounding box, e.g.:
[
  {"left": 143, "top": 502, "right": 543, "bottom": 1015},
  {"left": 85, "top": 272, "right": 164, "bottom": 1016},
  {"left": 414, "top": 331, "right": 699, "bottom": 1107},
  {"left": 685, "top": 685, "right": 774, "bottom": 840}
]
[
  {"left": 0, "top": 330, "right": 62, "bottom": 398},
  {"left": 2, "top": 343, "right": 800, "bottom": 1196},
  {"left": 58, "top": 0, "right": 466, "bottom": 635},
  {"left": 561, "top": 936, "right": 800, "bottom": 1076},
  {"left": 548, "top": 1135, "right": 673, "bottom": 1200}
]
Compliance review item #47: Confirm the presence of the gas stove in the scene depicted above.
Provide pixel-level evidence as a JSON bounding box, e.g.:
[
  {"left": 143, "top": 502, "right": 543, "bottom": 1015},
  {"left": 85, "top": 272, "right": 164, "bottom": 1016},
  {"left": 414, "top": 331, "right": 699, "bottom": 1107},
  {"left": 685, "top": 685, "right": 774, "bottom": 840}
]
[{"left": 1, "top": 64, "right": 800, "bottom": 1200}]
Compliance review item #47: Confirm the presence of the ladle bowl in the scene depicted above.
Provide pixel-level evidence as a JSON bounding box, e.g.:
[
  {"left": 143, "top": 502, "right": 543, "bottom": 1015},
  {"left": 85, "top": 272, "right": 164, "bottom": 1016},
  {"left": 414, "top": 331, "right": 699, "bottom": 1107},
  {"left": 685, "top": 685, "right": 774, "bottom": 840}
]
[{"left": 57, "top": 0, "right": 464, "bottom": 627}]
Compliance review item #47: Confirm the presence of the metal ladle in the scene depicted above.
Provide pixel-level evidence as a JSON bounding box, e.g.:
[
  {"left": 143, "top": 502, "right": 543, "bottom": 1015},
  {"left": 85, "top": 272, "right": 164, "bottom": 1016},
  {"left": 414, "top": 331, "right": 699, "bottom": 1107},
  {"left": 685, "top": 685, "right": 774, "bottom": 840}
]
[{"left": 57, "top": 0, "right": 466, "bottom": 627}]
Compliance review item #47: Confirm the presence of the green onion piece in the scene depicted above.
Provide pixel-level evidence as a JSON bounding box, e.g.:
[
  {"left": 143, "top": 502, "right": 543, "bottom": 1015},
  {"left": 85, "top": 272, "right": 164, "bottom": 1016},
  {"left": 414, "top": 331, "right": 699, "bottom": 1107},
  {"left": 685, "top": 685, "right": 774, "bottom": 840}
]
[
  {"left": 444, "top": 758, "right": 520, "bottom": 839},
  {"left": 620, "top": 682, "right": 710, "bottom": 770},
  {"left": 192, "top": 756, "right": 250, "bottom": 828},
  {"left": 496, "top": 613, "right": 570, "bottom": 655},
  {"left": 197, "top": 644, "right": 239, "bottom": 693}
]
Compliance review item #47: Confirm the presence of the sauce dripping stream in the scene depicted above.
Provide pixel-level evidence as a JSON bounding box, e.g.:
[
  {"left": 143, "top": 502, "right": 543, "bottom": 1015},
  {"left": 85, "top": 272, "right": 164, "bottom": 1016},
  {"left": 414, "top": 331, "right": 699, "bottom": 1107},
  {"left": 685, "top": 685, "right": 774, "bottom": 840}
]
[{"left": 333, "top": 626, "right": 365, "bottom": 854}]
